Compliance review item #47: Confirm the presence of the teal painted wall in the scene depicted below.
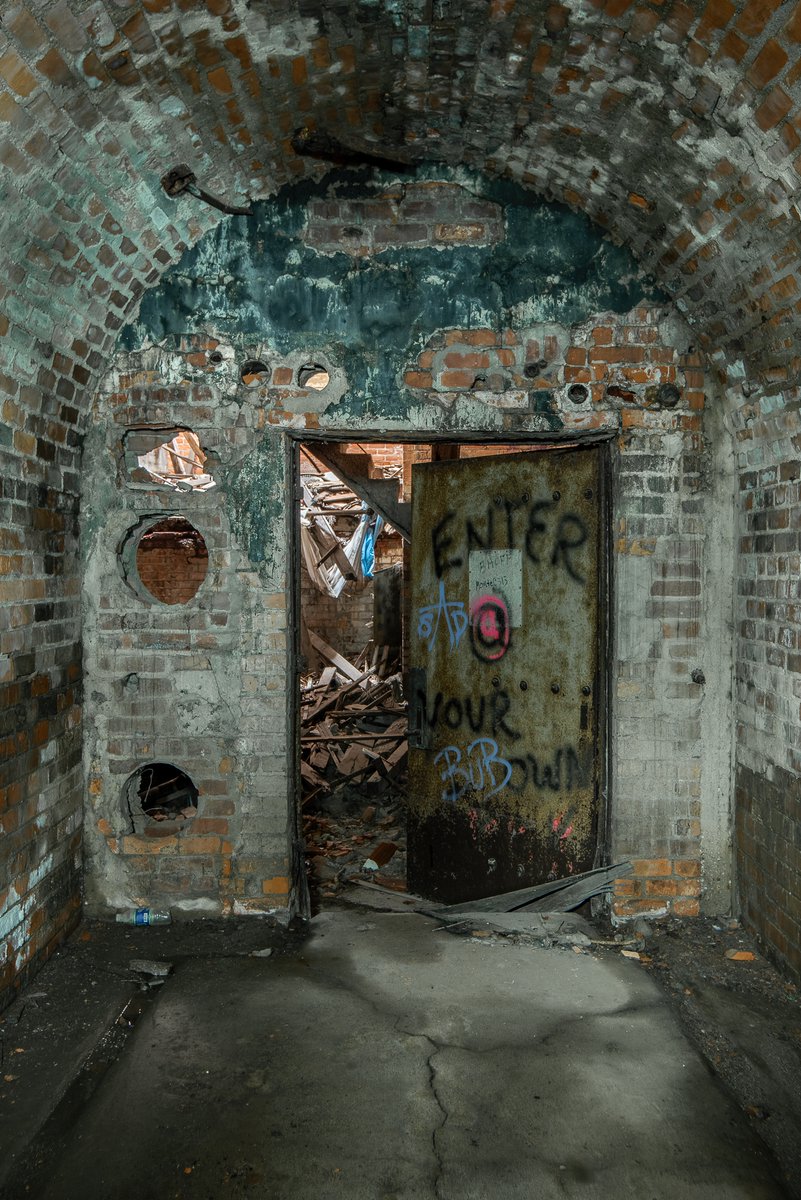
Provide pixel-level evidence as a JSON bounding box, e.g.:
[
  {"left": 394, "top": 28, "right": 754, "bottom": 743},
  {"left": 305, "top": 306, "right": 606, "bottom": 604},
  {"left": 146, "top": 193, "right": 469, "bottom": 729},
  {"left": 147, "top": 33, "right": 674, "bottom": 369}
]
[{"left": 121, "top": 167, "right": 662, "bottom": 424}]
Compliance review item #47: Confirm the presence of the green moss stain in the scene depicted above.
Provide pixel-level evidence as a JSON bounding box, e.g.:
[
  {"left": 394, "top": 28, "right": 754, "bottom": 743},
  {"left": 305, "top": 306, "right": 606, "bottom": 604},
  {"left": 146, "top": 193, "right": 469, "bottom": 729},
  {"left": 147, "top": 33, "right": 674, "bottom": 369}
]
[
  {"left": 120, "top": 167, "right": 663, "bottom": 425},
  {"left": 224, "top": 434, "right": 285, "bottom": 583},
  {"left": 532, "top": 390, "right": 564, "bottom": 432}
]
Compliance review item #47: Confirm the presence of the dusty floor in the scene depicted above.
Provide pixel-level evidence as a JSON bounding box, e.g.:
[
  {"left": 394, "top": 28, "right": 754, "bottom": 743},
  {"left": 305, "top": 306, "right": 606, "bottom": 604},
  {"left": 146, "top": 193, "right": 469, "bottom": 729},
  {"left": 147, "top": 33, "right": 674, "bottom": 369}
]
[
  {"left": 636, "top": 914, "right": 801, "bottom": 1196},
  {"left": 0, "top": 907, "right": 798, "bottom": 1199},
  {"left": 304, "top": 787, "right": 407, "bottom": 902}
]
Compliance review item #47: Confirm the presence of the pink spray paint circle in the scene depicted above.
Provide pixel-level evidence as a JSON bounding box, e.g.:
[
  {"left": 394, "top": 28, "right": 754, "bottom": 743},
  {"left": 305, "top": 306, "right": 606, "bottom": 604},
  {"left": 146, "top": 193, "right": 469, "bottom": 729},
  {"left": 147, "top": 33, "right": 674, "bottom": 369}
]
[{"left": 470, "top": 594, "right": 511, "bottom": 662}]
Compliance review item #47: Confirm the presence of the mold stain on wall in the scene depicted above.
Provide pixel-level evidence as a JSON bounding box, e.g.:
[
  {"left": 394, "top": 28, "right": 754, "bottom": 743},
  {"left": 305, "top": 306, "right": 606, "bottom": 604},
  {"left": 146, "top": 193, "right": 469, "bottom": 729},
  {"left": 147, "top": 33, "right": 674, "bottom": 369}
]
[{"left": 121, "top": 166, "right": 664, "bottom": 425}]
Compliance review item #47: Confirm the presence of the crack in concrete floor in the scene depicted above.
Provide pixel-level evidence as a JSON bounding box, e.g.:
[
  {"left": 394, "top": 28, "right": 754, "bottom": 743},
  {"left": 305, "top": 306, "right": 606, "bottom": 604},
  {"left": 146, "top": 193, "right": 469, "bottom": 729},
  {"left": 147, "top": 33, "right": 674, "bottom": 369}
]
[{"left": 1, "top": 910, "right": 794, "bottom": 1200}]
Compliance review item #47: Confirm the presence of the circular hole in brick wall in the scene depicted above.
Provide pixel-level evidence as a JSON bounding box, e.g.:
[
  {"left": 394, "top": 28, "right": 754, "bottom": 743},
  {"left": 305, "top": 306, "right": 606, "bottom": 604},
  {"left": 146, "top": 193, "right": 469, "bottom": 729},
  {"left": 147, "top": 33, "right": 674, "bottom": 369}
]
[
  {"left": 127, "top": 762, "right": 198, "bottom": 825},
  {"left": 298, "top": 363, "right": 330, "bottom": 391},
  {"left": 135, "top": 517, "right": 208, "bottom": 605},
  {"left": 657, "top": 383, "right": 681, "bottom": 409},
  {"left": 241, "top": 359, "right": 271, "bottom": 388},
  {"left": 567, "top": 384, "right": 589, "bottom": 404}
]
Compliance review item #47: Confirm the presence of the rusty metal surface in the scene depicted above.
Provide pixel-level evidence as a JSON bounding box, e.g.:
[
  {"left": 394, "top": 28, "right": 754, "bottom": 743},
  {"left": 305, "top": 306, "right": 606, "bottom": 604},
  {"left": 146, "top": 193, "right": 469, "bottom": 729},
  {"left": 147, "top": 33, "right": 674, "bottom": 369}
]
[{"left": 407, "top": 446, "right": 604, "bottom": 904}]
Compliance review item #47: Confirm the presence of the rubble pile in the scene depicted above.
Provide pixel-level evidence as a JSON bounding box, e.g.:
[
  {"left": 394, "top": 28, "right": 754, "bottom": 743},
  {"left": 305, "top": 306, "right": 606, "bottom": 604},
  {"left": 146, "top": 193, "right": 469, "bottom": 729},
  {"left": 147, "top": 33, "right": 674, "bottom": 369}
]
[{"left": 300, "top": 664, "right": 408, "bottom": 899}]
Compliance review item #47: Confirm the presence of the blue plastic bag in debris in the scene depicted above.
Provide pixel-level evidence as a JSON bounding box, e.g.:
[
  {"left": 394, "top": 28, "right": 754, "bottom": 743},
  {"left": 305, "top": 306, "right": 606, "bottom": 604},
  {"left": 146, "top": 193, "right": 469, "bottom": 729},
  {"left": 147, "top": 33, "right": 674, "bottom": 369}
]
[{"left": 361, "top": 513, "right": 383, "bottom": 579}]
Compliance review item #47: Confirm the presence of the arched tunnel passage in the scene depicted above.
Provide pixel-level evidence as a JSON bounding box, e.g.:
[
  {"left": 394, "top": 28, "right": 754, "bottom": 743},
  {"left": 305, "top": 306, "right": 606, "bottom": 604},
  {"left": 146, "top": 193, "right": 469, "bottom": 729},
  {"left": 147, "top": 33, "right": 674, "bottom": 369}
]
[{"left": 0, "top": 0, "right": 798, "bottom": 1011}]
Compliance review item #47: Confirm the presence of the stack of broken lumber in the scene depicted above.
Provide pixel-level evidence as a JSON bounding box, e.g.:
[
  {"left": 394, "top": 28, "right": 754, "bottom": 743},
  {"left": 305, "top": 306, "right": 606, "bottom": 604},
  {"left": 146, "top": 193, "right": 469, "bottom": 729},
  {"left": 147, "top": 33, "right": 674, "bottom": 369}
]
[{"left": 300, "top": 660, "right": 408, "bottom": 807}]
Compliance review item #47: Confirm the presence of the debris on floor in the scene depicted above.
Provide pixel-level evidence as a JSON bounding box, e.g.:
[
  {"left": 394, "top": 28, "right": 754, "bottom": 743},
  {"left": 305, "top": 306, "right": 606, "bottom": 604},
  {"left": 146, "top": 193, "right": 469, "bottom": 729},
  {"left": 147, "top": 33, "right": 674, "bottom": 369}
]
[
  {"left": 128, "top": 959, "right": 173, "bottom": 978},
  {"left": 615, "top": 913, "right": 801, "bottom": 1199},
  {"left": 304, "top": 793, "right": 407, "bottom": 901},
  {"left": 434, "top": 911, "right": 596, "bottom": 946},
  {"left": 301, "top": 657, "right": 408, "bottom": 902},
  {"left": 433, "top": 861, "right": 633, "bottom": 915},
  {"left": 300, "top": 661, "right": 407, "bottom": 809}
]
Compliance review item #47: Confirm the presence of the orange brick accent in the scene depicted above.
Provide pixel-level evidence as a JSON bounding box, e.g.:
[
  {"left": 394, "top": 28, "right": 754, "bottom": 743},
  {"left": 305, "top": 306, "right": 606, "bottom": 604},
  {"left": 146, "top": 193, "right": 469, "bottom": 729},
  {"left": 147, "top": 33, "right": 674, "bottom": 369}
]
[
  {"left": 440, "top": 370, "right": 477, "bottom": 389},
  {"left": 262, "top": 876, "right": 290, "bottom": 895},
  {"left": 444, "top": 351, "right": 491, "bottom": 369},
  {"left": 631, "top": 858, "right": 672, "bottom": 876},
  {"left": 404, "top": 370, "right": 433, "bottom": 389}
]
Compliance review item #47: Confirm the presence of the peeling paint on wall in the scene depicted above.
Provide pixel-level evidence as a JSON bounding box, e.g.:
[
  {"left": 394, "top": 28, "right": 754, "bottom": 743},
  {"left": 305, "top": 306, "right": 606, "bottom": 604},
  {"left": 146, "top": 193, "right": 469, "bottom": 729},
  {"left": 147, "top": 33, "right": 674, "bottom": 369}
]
[
  {"left": 224, "top": 435, "right": 287, "bottom": 584},
  {"left": 121, "top": 167, "right": 663, "bottom": 424}
]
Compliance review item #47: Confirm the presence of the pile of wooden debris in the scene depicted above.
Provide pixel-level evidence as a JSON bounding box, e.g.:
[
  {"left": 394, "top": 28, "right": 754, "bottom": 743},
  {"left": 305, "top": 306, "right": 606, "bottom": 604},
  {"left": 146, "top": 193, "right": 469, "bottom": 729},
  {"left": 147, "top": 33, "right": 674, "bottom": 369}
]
[
  {"left": 299, "top": 640, "right": 408, "bottom": 810},
  {"left": 300, "top": 639, "right": 408, "bottom": 898}
]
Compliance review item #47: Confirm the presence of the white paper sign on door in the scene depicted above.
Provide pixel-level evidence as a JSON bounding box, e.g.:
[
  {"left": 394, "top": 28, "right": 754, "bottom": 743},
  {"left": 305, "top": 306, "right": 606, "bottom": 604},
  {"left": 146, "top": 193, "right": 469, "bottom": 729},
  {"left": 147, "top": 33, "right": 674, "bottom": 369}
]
[{"left": 468, "top": 548, "right": 523, "bottom": 627}]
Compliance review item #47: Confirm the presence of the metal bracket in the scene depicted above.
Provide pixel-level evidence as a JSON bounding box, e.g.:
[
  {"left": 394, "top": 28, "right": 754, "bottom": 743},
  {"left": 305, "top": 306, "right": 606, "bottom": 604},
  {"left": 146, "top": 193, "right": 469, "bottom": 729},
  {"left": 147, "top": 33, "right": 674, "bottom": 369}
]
[{"left": 160, "top": 164, "right": 253, "bottom": 218}]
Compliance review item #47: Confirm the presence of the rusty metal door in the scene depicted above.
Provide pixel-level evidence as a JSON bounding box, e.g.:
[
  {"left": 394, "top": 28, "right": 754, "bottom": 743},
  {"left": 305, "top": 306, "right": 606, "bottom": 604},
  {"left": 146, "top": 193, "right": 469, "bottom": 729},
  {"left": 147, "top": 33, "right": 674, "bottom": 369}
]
[{"left": 407, "top": 445, "right": 606, "bottom": 903}]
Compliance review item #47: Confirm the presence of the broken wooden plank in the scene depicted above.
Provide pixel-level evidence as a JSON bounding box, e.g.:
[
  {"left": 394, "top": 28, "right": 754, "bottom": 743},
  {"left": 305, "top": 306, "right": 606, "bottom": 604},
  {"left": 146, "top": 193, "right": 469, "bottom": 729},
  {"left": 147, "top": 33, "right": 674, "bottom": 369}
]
[
  {"left": 301, "top": 731, "right": 406, "bottom": 744},
  {"left": 310, "top": 443, "right": 412, "bottom": 541},
  {"left": 337, "top": 743, "right": 370, "bottom": 774},
  {"left": 318, "top": 666, "right": 337, "bottom": 688},
  {"left": 366, "top": 739, "right": 408, "bottom": 783},
  {"left": 315, "top": 539, "right": 357, "bottom": 579},
  {"left": 342, "top": 879, "right": 429, "bottom": 912},
  {"left": 522, "top": 866, "right": 632, "bottom": 913},
  {"left": 432, "top": 862, "right": 633, "bottom": 915},
  {"left": 307, "top": 631, "right": 363, "bottom": 682},
  {"left": 300, "top": 760, "right": 328, "bottom": 789},
  {"left": 309, "top": 748, "right": 330, "bottom": 772}
]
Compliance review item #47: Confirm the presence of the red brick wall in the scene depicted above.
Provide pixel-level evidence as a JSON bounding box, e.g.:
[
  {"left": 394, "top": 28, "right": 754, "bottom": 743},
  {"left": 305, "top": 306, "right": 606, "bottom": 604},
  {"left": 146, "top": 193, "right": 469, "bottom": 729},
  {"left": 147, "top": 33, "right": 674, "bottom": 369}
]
[
  {"left": 136, "top": 524, "right": 209, "bottom": 606},
  {"left": 301, "top": 532, "right": 404, "bottom": 669}
]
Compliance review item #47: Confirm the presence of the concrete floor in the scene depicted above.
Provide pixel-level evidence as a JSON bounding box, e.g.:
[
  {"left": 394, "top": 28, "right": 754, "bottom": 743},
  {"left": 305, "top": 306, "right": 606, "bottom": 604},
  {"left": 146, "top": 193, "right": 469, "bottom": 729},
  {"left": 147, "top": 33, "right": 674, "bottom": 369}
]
[{"left": 2, "top": 909, "right": 790, "bottom": 1200}]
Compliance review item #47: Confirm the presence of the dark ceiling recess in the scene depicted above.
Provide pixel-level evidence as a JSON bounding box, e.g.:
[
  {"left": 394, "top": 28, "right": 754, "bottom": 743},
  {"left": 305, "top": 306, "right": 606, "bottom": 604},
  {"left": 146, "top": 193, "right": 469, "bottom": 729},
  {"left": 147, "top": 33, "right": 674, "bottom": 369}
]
[
  {"left": 160, "top": 164, "right": 253, "bottom": 217},
  {"left": 290, "top": 126, "right": 413, "bottom": 172}
]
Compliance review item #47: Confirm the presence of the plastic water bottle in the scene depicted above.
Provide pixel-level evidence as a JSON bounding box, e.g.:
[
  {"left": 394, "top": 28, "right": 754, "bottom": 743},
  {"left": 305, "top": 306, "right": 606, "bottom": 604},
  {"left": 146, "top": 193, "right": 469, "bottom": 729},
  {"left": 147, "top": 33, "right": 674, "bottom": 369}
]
[{"left": 115, "top": 907, "right": 172, "bottom": 925}]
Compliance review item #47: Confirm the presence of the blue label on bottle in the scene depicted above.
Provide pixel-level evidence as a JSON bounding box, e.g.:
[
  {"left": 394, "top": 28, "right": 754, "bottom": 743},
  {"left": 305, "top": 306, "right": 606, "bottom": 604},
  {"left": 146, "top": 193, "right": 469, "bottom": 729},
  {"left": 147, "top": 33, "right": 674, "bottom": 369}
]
[{"left": 134, "top": 908, "right": 149, "bottom": 925}]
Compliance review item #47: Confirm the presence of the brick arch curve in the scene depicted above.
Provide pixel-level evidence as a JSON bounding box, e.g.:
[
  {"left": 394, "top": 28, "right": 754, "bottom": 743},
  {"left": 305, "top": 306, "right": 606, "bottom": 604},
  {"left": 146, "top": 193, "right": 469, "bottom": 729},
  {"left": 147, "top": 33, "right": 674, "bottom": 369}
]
[{"left": 0, "top": 0, "right": 799, "bottom": 416}]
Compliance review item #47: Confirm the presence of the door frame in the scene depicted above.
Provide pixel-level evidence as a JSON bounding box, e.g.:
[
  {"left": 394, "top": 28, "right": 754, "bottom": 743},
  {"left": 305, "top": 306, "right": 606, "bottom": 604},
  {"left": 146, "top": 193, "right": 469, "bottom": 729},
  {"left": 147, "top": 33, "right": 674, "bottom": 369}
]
[{"left": 287, "top": 429, "right": 615, "bottom": 914}]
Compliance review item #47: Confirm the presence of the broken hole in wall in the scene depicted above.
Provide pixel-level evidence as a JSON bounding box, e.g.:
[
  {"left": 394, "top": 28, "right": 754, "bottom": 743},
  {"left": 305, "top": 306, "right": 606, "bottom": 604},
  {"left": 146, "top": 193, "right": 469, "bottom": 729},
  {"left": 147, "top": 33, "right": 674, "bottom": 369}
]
[
  {"left": 298, "top": 363, "right": 330, "bottom": 390},
  {"left": 241, "top": 359, "right": 270, "bottom": 387},
  {"left": 120, "top": 516, "right": 209, "bottom": 605},
  {"left": 123, "top": 427, "right": 216, "bottom": 491},
  {"left": 124, "top": 762, "right": 198, "bottom": 834}
]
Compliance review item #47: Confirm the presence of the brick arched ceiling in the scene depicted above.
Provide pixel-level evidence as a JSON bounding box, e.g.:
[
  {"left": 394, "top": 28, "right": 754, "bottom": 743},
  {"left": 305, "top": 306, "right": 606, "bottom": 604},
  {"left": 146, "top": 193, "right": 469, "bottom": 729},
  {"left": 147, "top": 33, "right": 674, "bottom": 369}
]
[{"left": 2, "top": 0, "right": 801, "bottom": 405}]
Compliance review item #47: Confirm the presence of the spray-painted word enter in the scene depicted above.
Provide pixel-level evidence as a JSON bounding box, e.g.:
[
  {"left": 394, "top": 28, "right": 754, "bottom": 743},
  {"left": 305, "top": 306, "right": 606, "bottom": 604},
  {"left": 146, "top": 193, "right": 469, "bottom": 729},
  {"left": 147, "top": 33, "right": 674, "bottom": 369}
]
[{"left": 432, "top": 499, "right": 589, "bottom": 585}]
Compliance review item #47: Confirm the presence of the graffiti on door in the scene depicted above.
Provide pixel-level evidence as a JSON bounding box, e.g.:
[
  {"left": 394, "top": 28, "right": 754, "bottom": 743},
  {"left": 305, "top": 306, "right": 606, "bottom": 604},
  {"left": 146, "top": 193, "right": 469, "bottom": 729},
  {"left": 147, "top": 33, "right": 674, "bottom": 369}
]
[
  {"left": 408, "top": 449, "right": 602, "bottom": 900},
  {"left": 413, "top": 474, "right": 593, "bottom": 817}
]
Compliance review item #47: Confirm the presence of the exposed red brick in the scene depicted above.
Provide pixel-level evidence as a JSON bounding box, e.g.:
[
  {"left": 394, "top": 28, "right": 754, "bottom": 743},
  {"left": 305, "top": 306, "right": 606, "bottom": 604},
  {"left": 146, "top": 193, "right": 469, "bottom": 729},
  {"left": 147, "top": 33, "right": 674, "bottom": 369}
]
[
  {"left": 207, "top": 65, "right": 233, "bottom": 94},
  {"left": 746, "top": 39, "right": 789, "bottom": 89},
  {"left": 717, "top": 30, "right": 749, "bottom": 62},
  {"left": 736, "top": 0, "right": 784, "bottom": 37},
  {"left": 36, "top": 48, "right": 72, "bottom": 87},
  {"left": 0, "top": 48, "right": 38, "bottom": 97},
  {"left": 697, "top": 0, "right": 735, "bottom": 39},
  {"left": 786, "top": 1, "right": 801, "bottom": 42}
]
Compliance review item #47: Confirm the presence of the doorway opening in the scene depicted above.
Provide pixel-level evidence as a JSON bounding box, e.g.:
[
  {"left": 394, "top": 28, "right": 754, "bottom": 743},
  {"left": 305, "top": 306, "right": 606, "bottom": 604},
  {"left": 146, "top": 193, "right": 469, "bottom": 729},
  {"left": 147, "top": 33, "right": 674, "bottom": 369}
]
[
  {"left": 297, "top": 441, "right": 409, "bottom": 906},
  {"left": 293, "top": 438, "right": 607, "bottom": 911}
]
